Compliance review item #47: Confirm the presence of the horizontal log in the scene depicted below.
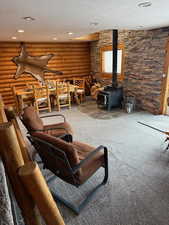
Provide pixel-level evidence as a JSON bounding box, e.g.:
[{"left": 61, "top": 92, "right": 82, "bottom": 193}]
[
  {"left": 3, "top": 101, "right": 14, "bottom": 105},
  {"left": 0, "top": 51, "right": 90, "bottom": 57},
  {"left": 0, "top": 54, "right": 90, "bottom": 60},
  {"left": 0, "top": 43, "right": 20, "bottom": 48},
  {"left": 1, "top": 99, "right": 14, "bottom": 103},
  {"left": 0, "top": 45, "right": 89, "bottom": 49},
  {"left": 0, "top": 59, "right": 90, "bottom": 66},
  {"left": 0, "top": 70, "right": 16, "bottom": 74},
  {"left": 0, "top": 94, "right": 13, "bottom": 99},
  {"left": 26, "top": 43, "right": 89, "bottom": 48},
  {"left": 0, "top": 42, "right": 87, "bottom": 46},
  {"left": 0, "top": 61, "right": 90, "bottom": 67},
  {"left": 0, "top": 50, "right": 89, "bottom": 56},
  {"left": 0, "top": 67, "right": 90, "bottom": 77},
  {"left": 0, "top": 42, "right": 89, "bottom": 48},
  {"left": 26, "top": 47, "right": 89, "bottom": 51}
]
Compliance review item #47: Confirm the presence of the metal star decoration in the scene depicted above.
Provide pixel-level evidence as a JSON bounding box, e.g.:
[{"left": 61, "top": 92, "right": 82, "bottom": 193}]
[{"left": 12, "top": 43, "right": 62, "bottom": 84}]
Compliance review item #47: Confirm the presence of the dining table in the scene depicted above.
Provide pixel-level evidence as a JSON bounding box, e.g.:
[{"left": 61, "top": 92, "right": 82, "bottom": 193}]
[{"left": 15, "top": 84, "right": 80, "bottom": 112}]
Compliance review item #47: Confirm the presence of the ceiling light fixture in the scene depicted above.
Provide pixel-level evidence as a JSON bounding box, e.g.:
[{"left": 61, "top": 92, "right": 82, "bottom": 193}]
[
  {"left": 23, "top": 16, "right": 35, "bottom": 21},
  {"left": 68, "top": 32, "right": 73, "bottom": 35},
  {"left": 11, "top": 36, "right": 17, "bottom": 40},
  {"left": 138, "top": 1, "right": 152, "bottom": 7},
  {"left": 90, "top": 22, "right": 99, "bottom": 26},
  {"left": 17, "top": 29, "right": 24, "bottom": 33}
]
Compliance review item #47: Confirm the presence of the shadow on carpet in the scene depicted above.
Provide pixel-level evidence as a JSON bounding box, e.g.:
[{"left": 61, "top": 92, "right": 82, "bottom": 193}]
[{"left": 78, "top": 99, "right": 125, "bottom": 120}]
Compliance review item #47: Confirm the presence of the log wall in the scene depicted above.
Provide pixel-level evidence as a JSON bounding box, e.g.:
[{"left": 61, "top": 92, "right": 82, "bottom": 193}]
[{"left": 0, "top": 42, "right": 91, "bottom": 105}]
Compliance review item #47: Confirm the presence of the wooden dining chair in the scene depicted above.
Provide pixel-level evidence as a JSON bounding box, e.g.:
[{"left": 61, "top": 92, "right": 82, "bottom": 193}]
[
  {"left": 26, "top": 82, "right": 42, "bottom": 89},
  {"left": 11, "top": 84, "right": 34, "bottom": 113},
  {"left": 46, "top": 80, "right": 56, "bottom": 89},
  {"left": 55, "top": 82, "right": 71, "bottom": 111},
  {"left": 73, "top": 78, "right": 86, "bottom": 103},
  {"left": 33, "top": 84, "right": 51, "bottom": 113}
]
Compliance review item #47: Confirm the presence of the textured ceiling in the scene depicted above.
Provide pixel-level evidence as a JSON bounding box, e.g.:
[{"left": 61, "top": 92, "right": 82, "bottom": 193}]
[{"left": 0, "top": 0, "right": 169, "bottom": 42}]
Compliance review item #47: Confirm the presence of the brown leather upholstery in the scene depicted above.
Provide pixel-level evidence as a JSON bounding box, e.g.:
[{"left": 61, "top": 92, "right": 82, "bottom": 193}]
[
  {"left": 33, "top": 132, "right": 79, "bottom": 166},
  {"left": 22, "top": 106, "right": 43, "bottom": 131},
  {"left": 72, "top": 141, "right": 104, "bottom": 184},
  {"left": 32, "top": 132, "right": 104, "bottom": 185},
  {"left": 21, "top": 106, "right": 73, "bottom": 137},
  {"left": 44, "top": 122, "right": 73, "bottom": 136}
]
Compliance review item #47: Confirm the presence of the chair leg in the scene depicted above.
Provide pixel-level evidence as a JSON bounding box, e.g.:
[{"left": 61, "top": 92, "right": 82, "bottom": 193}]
[
  {"left": 48, "top": 98, "right": 51, "bottom": 112},
  {"left": 48, "top": 150, "right": 108, "bottom": 215},
  {"left": 68, "top": 95, "right": 71, "bottom": 110},
  {"left": 56, "top": 97, "right": 60, "bottom": 111},
  {"left": 34, "top": 101, "right": 39, "bottom": 114},
  {"left": 83, "top": 93, "right": 86, "bottom": 101},
  {"left": 80, "top": 94, "right": 83, "bottom": 103},
  {"left": 58, "top": 103, "right": 60, "bottom": 111}
]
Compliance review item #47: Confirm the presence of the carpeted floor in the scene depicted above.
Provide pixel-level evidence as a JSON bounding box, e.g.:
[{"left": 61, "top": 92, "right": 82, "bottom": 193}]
[
  {"left": 78, "top": 98, "right": 125, "bottom": 119},
  {"left": 21, "top": 100, "right": 169, "bottom": 225}
]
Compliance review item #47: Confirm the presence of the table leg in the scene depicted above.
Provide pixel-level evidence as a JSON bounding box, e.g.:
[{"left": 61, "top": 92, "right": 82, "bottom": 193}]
[
  {"left": 17, "top": 95, "right": 24, "bottom": 113},
  {"left": 74, "top": 88, "right": 80, "bottom": 105}
]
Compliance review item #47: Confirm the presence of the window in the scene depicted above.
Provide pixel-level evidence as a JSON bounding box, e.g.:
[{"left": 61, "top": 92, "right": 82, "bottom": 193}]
[{"left": 100, "top": 44, "right": 124, "bottom": 80}]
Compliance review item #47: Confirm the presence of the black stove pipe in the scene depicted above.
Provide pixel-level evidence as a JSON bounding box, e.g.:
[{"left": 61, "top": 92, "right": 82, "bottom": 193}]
[{"left": 112, "top": 29, "right": 118, "bottom": 89}]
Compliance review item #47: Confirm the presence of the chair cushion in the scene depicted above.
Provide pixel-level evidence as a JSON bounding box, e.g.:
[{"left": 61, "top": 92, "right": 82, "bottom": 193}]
[
  {"left": 22, "top": 106, "right": 43, "bottom": 131},
  {"left": 76, "top": 89, "right": 84, "bottom": 94},
  {"left": 72, "top": 141, "right": 105, "bottom": 184},
  {"left": 58, "top": 94, "right": 68, "bottom": 99},
  {"left": 36, "top": 97, "right": 47, "bottom": 102}
]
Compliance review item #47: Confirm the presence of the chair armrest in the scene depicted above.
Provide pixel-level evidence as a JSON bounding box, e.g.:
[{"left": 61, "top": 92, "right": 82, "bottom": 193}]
[
  {"left": 72, "top": 145, "right": 108, "bottom": 174},
  {"left": 28, "top": 132, "right": 72, "bottom": 146},
  {"left": 32, "top": 126, "right": 69, "bottom": 133},
  {"left": 31, "top": 127, "right": 73, "bottom": 142},
  {"left": 40, "top": 114, "right": 66, "bottom": 122}
]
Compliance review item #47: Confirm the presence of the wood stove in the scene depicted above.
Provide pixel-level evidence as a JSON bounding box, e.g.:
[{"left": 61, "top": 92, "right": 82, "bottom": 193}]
[
  {"left": 97, "top": 29, "right": 123, "bottom": 111},
  {"left": 97, "top": 86, "right": 123, "bottom": 111}
]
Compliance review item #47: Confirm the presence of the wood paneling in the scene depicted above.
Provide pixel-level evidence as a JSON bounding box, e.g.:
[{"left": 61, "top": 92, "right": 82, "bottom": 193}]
[
  {"left": 74, "top": 32, "right": 99, "bottom": 41},
  {"left": 0, "top": 42, "right": 91, "bottom": 105}
]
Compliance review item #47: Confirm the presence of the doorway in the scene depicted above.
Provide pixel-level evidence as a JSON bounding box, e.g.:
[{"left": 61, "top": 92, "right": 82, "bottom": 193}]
[{"left": 160, "top": 39, "right": 169, "bottom": 115}]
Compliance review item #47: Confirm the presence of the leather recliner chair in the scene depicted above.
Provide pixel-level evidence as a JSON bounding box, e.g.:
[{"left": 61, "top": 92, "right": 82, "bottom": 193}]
[
  {"left": 20, "top": 106, "right": 73, "bottom": 142},
  {"left": 30, "top": 132, "right": 108, "bottom": 214}
]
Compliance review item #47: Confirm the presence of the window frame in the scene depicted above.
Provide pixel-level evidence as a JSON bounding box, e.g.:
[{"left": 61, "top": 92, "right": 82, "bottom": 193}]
[{"left": 100, "top": 43, "right": 125, "bottom": 80}]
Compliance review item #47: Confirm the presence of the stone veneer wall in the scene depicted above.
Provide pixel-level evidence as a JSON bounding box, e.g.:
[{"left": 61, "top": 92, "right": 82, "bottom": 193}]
[{"left": 90, "top": 28, "right": 169, "bottom": 114}]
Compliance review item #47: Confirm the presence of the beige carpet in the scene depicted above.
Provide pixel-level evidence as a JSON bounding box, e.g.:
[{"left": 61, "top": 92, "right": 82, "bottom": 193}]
[
  {"left": 18, "top": 102, "right": 169, "bottom": 225},
  {"left": 78, "top": 98, "right": 125, "bottom": 120}
]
